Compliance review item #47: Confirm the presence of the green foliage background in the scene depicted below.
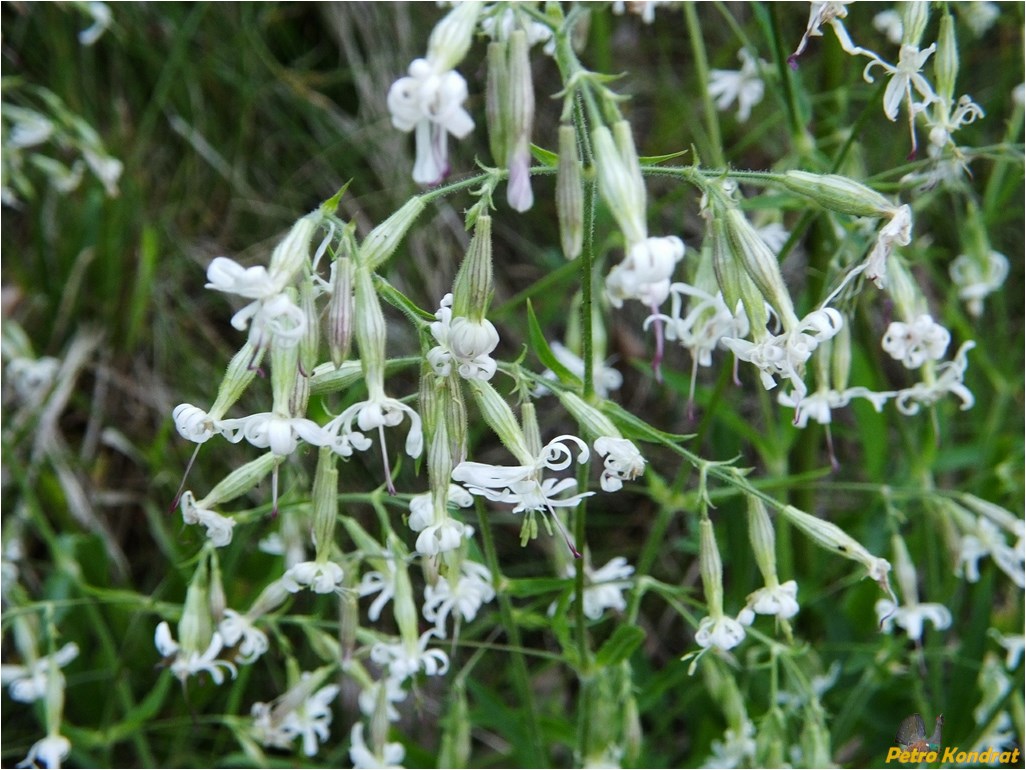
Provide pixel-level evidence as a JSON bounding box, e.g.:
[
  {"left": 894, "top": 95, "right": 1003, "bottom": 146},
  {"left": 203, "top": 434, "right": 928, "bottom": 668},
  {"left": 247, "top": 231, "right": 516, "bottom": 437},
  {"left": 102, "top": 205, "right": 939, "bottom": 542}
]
[{"left": 2, "top": 3, "right": 1023, "bottom": 768}]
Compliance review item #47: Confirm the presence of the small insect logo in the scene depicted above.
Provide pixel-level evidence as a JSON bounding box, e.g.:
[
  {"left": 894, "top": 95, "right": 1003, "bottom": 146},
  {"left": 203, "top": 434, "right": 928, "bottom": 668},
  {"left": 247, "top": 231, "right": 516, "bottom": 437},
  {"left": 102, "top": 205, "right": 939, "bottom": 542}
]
[{"left": 895, "top": 713, "right": 944, "bottom": 753}]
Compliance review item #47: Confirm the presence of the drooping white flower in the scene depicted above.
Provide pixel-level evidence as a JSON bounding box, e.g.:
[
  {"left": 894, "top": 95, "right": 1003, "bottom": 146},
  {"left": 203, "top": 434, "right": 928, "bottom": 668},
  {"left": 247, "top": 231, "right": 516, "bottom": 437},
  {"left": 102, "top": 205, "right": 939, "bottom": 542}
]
[
  {"left": 738, "top": 579, "right": 800, "bottom": 625},
  {"left": 218, "top": 610, "right": 269, "bottom": 665},
  {"left": 358, "top": 554, "right": 400, "bottom": 623},
  {"left": 873, "top": 10, "right": 904, "bottom": 45},
  {"left": 407, "top": 486, "right": 474, "bottom": 556},
  {"left": 709, "top": 49, "right": 765, "bottom": 122},
  {"left": 893, "top": 341, "right": 976, "bottom": 415},
  {"left": 357, "top": 677, "right": 408, "bottom": 722},
  {"left": 179, "top": 491, "right": 236, "bottom": 548},
  {"left": 864, "top": 204, "right": 912, "bottom": 289},
  {"left": 282, "top": 683, "right": 339, "bottom": 757},
  {"left": 702, "top": 720, "right": 756, "bottom": 769},
  {"left": 427, "top": 293, "right": 500, "bottom": 381},
  {"left": 251, "top": 675, "right": 340, "bottom": 757},
  {"left": 789, "top": 1, "right": 857, "bottom": 64},
  {"left": 218, "top": 411, "right": 326, "bottom": 457},
  {"left": 957, "top": 516, "right": 1025, "bottom": 588},
  {"left": 694, "top": 614, "right": 747, "bottom": 652},
  {"left": 17, "top": 734, "right": 71, "bottom": 770},
  {"left": 593, "top": 437, "right": 646, "bottom": 492},
  {"left": 479, "top": 6, "right": 554, "bottom": 53},
  {"left": 369, "top": 630, "right": 449, "bottom": 683},
  {"left": 722, "top": 308, "right": 843, "bottom": 399},
  {"left": 350, "top": 722, "right": 406, "bottom": 769},
  {"left": 949, "top": 250, "right": 1009, "bottom": 318},
  {"left": 993, "top": 633, "right": 1026, "bottom": 671},
  {"left": 875, "top": 597, "right": 952, "bottom": 642},
  {"left": 422, "top": 560, "right": 496, "bottom": 636},
  {"left": 452, "top": 435, "right": 594, "bottom": 517},
  {"left": 777, "top": 385, "right": 890, "bottom": 428},
  {"left": 172, "top": 403, "right": 220, "bottom": 444},
  {"left": 882, "top": 314, "right": 950, "bottom": 368},
  {"left": 205, "top": 257, "right": 307, "bottom": 348},
  {"left": 387, "top": 58, "right": 474, "bottom": 186},
  {"left": 865, "top": 44, "right": 939, "bottom": 122},
  {"left": 154, "top": 621, "right": 237, "bottom": 685},
  {"left": 605, "top": 236, "right": 685, "bottom": 309},
  {"left": 1, "top": 643, "right": 79, "bottom": 703},
  {"left": 569, "top": 556, "right": 635, "bottom": 620},
  {"left": 319, "top": 395, "right": 422, "bottom": 465},
  {"left": 281, "top": 560, "right": 345, "bottom": 594}
]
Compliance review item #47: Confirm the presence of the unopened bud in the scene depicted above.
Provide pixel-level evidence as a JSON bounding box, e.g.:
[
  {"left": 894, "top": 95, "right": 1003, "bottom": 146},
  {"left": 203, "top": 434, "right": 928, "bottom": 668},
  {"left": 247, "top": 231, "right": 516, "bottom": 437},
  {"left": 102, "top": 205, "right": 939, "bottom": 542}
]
[
  {"left": 505, "top": 31, "right": 535, "bottom": 212},
  {"left": 901, "top": 2, "right": 929, "bottom": 48},
  {"left": 439, "top": 680, "right": 471, "bottom": 768},
  {"left": 390, "top": 539, "right": 419, "bottom": 645},
  {"left": 208, "top": 549, "right": 226, "bottom": 621},
  {"left": 199, "top": 452, "right": 277, "bottom": 508},
  {"left": 270, "top": 290, "right": 301, "bottom": 415},
  {"left": 592, "top": 125, "right": 647, "bottom": 244},
  {"left": 556, "top": 124, "right": 584, "bottom": 259},
  {"left": 467, "top": 379, "right": 532, "bottom": 464},
  {"left": 327, "top": 257, "right": 355, "bottom": 368},
  {"left": 884, "top": 256, "right": 922, "bottom": 320},
  {"left": 723, "top": 207, "right": 798, "bottom": 328},
  {"left": 521, "top": 401, "right": 542, "bottom": 459},
  {"left": 747, "top": 497, "right": 779, "bottom": 587},
  {"left": 452, "top": 215, "right": 494, "bottom": 322},
  {"left": 781, "top": 171, "right": 894, "bottom": 218},
  {"left": 699, "top": 518, "right": 725, "bottom": 616},
  {"left": 268, "top": 211, "right": 320, "bottom": 287},
  {"left": 427, "top": 2, "right": 480, "bottom": 72},
  {"left": 311, "top": 447, "right": 339, "bottom": 563},
  {"left": 555, "top": 390, "right": 620, "bottom": 439},
  {"left": 935, "top": 12, "right": 958, "bottom": 105},
  {"left": 486, "top": 41, "right": 510, "bottom": 167},
  {"left": 179, "top": 551, "right": 214, "bottom": 654},
  {"left": 353, "top": 264, "right": 387, "bottom": 391},
  {"left": 831, "top": 319, "right": 852, "bottom": 391},
  {"left": 780, "top": 505, "right": 893, "bottom": 596},
  {"left": 209, "top": 342, "right": 263, "bottom": 420},
  {"left": 711, "top": 217, "right": 769, "bottom": 339},
  {"left": 360, "top": 196, "right": 427, "bottom": 271}
]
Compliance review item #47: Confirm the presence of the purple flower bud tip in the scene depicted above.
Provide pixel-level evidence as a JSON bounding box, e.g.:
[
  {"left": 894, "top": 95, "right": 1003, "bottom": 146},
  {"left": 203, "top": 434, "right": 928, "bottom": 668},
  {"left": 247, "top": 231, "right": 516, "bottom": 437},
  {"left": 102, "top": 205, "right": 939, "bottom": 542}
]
[
  {"left": 906, "top": 149, "right": 917, "bottom": 162},
  {"left": 787, "top": 55, "right": 800, "bottom": 70}
]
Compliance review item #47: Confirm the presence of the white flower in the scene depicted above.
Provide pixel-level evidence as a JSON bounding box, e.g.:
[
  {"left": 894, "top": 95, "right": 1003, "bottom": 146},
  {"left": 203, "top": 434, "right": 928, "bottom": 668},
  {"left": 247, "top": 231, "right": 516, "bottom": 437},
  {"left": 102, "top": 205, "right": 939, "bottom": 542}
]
[
  {"left": 882, "top": 314, "right": 950, "bottom": 369},
  {"left": 370, "top": 630, "right": 449, "bottom": 683},
  {"left": 422, "top": 560, "right": 496, "bottom": 636},
  {"left": 6, "top": 356, "right": 60, "bottom": 405},
  {"left": 408, "top": 486, "right": 474, "bottom": 556},
  {"left": 610, "top": 0, "right": 676, "bottom": 24},
  {"left": 359, "top": 555, "right": 400, "bottom": 622},
  {"left": 428, "top": 294, "right": 500, "bottom": 381},
  {"left": 709, "top": 49, "right": 765, "bottom": 122},
  {"left": 350, "top": 722, "right": 406, "bottom": 769},
  {"left": 357, "top": 677, "right": 408, "bottom": 722},
  {"left": 649, "top": 284, "right": 749, "bottom": 369},
  {"left": 154, "top": 621, "right": 237, "bottom": 685},
  {"left": 605, "top": 236, "right": 684, "bottom": 309},
  {"left": 1, "top": 643, "right": 79, "bottom": 703},
  {"left": 7, "top": 109, "right": 53, "bottom": 148},
  {"left": 570, "top": 556, "right": 635, "bottom": 620},
  {"left": 894, "top": 341, "right": 976, "bottom": 415},
  {"left": 993, "top": 633, "right": 1026, "bottom": 671},
  {"left": 219, "top": 412, "right": 326, "bottom": 457},
  {"left": 722, "top": 307, "right": 843, "bottom": 399},
  {"left": 593, "top": 437, "right": 646, "bottom": 492},
  {"left": 872, "top": 10, "right": 904, "bottom": 45},
  {"left": 789, "top": 1, "right": 855, "bottom": 63},
  {"left": 949, "top": 250, "right": 1009, "bottom": 318},
  {"left": 702, "top": 720, "right": 756, "bottom": 769},
  {"left": 205, "top": 257, "right": 306, "bottom": 347},
  {"left": 694, "top": 614, "right": 746, "bottom": 651},
  {"left": 960, "top": 1, "right": 1000, "bottom": 37},
  {"left": 320, "top": 395, "right": 422, "bottom": 464},
  {"left": 480, "top": 6, "right": 554, "bottom": 53},
  {"left": 738, "top": 579, "right": 799, "bottom": 625},
  {"left": 17, "top": 734, "right": 71, "bottom": 769},
  {"left": 218, "top": 610, "right": 269, "bottom": 664},
  {"left": 387, "top": 58, "right": 474, "bottom": 186},
  {"left": 281, "top": 683, "right": 339, "bottom": 757},
  {"left": 535, "top": 342, "right": 623, "bottom": 399},
  {"left": 179, "top": 491, "right": 236, "bottom": 547},
  {"left": 957, "top": 517, "right": 1025, "bottom": 588},
  {"left": 864, "top": 204, "right": 912, "bottom": 289},
  {"left": 452, "top": 435, "right": 594, "bottom": 516},
  {"left": 281, "top": 560, "right": 345, "bottom": 594},
  {"left": 172, "top": 403, "right": 220, "bottom": 444},
  {"left": 864, "top": 44, "right": 939, "bottom": 122},
  {"left": 875, "top": 598, "right": 952, "bottom": 642}
]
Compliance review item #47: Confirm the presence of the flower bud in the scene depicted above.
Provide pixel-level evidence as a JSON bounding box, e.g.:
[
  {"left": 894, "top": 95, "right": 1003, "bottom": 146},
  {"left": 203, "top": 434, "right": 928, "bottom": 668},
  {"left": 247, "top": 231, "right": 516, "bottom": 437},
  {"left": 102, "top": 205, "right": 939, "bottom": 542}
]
[
  {"left": 699, "top": 518, "right": 725, "bottom": 616},
  {"left": 297, "top": 278, "right": 318, "bottom": 391},
  {"left": 439, "top": 680, "right": 471, "bottom": 769},
  {"left": 723, "top": 207, "right": 798, "bottom": 329},
  {"left": 452, "top": 215, "right": 494, "bottom": 322},
  {"left": 556, "top": 124, "right": 584, "bottom": 259},
  {"left": 520, "top": 401, "right": 542, "bottom": 459},
  {"left": 711, "top": 217, "right": 769, "bottom": 339},
  {"left": 327, "top": 256, "right": 355, "bottom": 368},
  {"left": 486, "top": 41, "right": 510, "bottom": 167},
  {"left": 780, "top": 505, "right": 893, "bottom": 596},
  {"left": 311, "top": 447, "right": 339, "bottom": 563},
  {"left": 199, "top": 452, "right": 277, "bottom": 508},
  {"left": 884, "top": 256, "right": 923, "bottom": 321},
  {"left": 309, "top": 360, "right": 364, "bottom": 396},
  {"left": 901, "top": 1, "right": 929, "bottom": 48},
  {"left": 830, "top": 319, "right": 852, "bottom": 392},
  {"left": 179, "top": 551, "right": 215, "bottom": 654},
  {"left": 426, "top": 2, "right": 480, "bottom": 72},
  {"left": 612, "top": 120, "right": 647, "bottom": 212},
  {"left": 555, "top": 390, "right": 620, "bottom": 439},
  {"left": 270, "top": 291, "right": 301, "bottom": 416},
  {"left": 467, "top": 379, "right": 532, "bottom": 464},
  {"left": 505, "top": 30, "right": 535, "bottom": 212},
  {"left": 781, "top": 171, "right": 894, "bottom": 218},
  {"left": 390, "top": 539, "right": 420, "bottom": 645},
  {"left": 268, "top": 211, "right": 320, "bottom": 287},
  {"left": 747, "top": 497, "right": 779, "bottom": 587},
  {"left": 934, "top": 12, "right": 958, "bottom": 106},
  {"left": 208, "top": 342, "right": 263, "bottom": 420},
  {"left": 353, "top": 264, "right": 387, "bottom": 392},
  {"left": 360, "top": 197, "right": 427, "bottom": 272},
  {"left": 208, "top": 549, "right": 226, "bottom": 621},
  {"left": 591, "top": 125, "right": 647, "bottom": 245}
]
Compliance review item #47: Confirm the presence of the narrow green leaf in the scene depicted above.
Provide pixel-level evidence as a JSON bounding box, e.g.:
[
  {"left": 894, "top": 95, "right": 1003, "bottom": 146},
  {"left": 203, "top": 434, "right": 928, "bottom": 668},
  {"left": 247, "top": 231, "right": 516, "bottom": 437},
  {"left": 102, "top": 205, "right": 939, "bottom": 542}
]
[
  {"left": 595, "top": 623, "right": 646, "bottom": 667},
  {"left": 529, "top": 143, "right": 559, "bottom": 168},
  {"left": 372, "top": 274, "right": 435, "bottom": 325},
  {"left": 639, "top": 149, "right": 689, "bottom": 166},
  {"left": 526, "top": 299, "right": 580, "bottom": 387},
  {"left": 600, "top": 399, "right": 695, "bottom": 444}
]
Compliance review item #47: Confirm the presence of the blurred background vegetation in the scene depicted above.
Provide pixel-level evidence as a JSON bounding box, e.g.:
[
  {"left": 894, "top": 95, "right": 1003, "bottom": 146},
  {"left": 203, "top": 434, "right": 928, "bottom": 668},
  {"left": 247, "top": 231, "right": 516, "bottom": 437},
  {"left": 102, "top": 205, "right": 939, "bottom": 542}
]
[{"left": 1, "top": 2, "right": 1022, "bottom": 767}]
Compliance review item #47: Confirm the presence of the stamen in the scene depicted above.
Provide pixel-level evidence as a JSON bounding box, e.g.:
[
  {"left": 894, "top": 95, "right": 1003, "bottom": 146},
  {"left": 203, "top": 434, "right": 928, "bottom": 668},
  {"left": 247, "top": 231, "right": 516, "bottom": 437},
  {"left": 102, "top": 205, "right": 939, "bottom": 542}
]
[
  {"left": 650, "top": 306, "right": 665, "bottom": 383},
  {"left": 547, "top": 507, "right": 581, "bottom": 559},
  {"left": 270, "top": 462, "right": 280, "bottom": 519},
  {"left": 170, "top": 443, "right": 203, "bottom": 513},
  {"left": 826, "top": 424, "right": 840, "bottom": 472},
  {"left": 378, "top": 425, "right": 396, "bottom": 495}
]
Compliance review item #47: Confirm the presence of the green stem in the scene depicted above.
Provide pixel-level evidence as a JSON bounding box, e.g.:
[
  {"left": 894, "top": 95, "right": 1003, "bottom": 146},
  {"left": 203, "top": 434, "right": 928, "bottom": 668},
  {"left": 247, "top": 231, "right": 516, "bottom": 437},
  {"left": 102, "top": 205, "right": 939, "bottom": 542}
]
[
  {"left": 474, "top": 500, "right": 548, "bottom": 767},
  {"left": 684, "top": 2, "right": 725, "bottom": 168}
]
